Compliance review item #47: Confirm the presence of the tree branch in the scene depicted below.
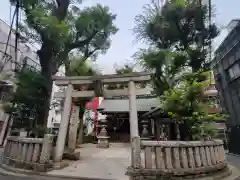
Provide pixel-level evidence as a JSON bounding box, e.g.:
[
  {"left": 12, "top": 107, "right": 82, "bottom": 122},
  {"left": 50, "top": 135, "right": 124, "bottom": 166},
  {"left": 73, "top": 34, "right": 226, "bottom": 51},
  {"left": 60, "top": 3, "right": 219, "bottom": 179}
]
[
  {"left": 54, "top": 0, "right": 70, "bottom": 21},
  {"left": 84, "top": 46, "right": 100, "bottom": 60},
  {"left": 70, "top": 31, "right": 99, "bottom": 50}
]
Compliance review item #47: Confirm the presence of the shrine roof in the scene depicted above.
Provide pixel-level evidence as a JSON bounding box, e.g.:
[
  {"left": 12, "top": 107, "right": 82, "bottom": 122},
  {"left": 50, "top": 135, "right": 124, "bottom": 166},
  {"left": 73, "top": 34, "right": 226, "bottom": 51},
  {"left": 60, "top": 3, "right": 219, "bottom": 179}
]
[{"left": 99, "top": 98, "right": 160, "bottom": 113}]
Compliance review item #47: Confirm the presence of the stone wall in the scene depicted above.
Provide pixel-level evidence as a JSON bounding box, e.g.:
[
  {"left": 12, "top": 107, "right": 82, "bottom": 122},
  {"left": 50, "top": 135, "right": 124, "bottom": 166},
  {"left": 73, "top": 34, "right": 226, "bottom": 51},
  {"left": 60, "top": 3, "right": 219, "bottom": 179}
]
[
  {"left": 2, "top": 134, "right": 53, "bottom": 172},
  {"left": 127, "top": 139, "right": 228, "bottom": 179}
]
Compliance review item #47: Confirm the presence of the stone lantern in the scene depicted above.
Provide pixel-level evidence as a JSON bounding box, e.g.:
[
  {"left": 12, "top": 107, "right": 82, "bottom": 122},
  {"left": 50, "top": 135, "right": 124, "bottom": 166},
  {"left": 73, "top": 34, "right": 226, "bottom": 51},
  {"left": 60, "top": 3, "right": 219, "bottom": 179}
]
[
  {"left": 141, "top": 119, "right": 150, "bottom": 140},
  {"left": 96, "top": 107, "right": 109, "bottom": 148}
]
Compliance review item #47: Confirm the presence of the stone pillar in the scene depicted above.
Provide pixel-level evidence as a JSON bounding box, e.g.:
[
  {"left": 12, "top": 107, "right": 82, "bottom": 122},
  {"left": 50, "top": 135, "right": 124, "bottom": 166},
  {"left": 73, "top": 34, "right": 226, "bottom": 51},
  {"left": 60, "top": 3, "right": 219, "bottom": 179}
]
[
  {"left": 3, "top": 116, "right": 13, "bottom": 147},
  {"left": 151, "top": 118, "right": 155, "bottom": 137},
  {"left": 68, "top": 105, "right": 80, "bottom": 152},
  {"left": 40, "top": 134, "right": 54, "bottom": 164},
  {"left": 128, "top": 81, "right": 141, "bottom": 167},
  {"left": 175, "top": 123, "right": 180, "bottom": 140},
  {"left": 77, "top": 117, "right": 84, "bottom": 145},
  {"left": 156, "top": 123, "right": 161, "bottom": 141},
  {"left": 0, "top": 114, "right": 9, "bottom": 146},
  {"left": 160, "top": 125, "right": 165, "bottom": 140},
  {"left": 54, "top": 83, "right": 73, "bottom": 162},
  {"left": 128, "top": 81, "right": 139, "bottom": 137}
]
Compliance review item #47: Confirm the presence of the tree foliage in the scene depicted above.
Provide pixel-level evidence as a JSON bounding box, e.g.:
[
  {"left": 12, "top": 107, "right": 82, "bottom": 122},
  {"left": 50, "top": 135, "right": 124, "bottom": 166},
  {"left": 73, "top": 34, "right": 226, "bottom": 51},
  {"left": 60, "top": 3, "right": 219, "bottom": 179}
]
[
  {"left": 3, "top": 70, "right": 48, "bottom": 136},
  {"left": 106, "top": 63, "right": 135, "bottom": 90},
  {"left": 9, "top": 0, "right": 118, "bottom": 124},
  {"left": 67, "top": 56, "right": 99, "bottom": 77},
  {"left": 134, "top": 0, "right": 223, "bottom": 140},
  {"left": 134, "top": 48, "right": 187, "bottom": 95},
  {"left": 134, "top": 0, "right": 219, "bottom": 95},
  {"left": 161, "top": 71, "right": 223, "bottom": 140}
]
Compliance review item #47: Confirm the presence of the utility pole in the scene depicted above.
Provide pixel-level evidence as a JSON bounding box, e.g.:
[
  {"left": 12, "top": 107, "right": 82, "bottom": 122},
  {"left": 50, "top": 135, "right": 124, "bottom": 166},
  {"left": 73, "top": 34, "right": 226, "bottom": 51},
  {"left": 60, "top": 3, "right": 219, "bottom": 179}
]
[
  {"left": 14, "top": 0, "right": 20, "bottom": 72},
  {"left": 1, "top": 0, "right": 21, "bottom": 147},
  {"left": 208, "top": 0, "right": 212, "bottom": 62}
]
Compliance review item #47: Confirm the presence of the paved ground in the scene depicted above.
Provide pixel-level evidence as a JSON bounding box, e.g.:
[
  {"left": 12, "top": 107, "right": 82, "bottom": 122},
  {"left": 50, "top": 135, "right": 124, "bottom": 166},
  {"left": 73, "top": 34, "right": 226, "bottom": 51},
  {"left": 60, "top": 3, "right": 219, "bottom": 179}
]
[
  {"left": 48, "top": 143, "right": 130, "bottom": 180},
  {"left": 1, "top": 146, "right": 240, "bottom": 180},
  {"left": 227, "top": 154, "right": 240, "bottom": 170},
  {"left": 0, "top": 175, "right": 54, "bottom": 180},
  {"left": 0, "top": 176, "right": 28, "bottom": 180},
  {"left": 226, "top": 154, "right": 240, "bottom": 180}
]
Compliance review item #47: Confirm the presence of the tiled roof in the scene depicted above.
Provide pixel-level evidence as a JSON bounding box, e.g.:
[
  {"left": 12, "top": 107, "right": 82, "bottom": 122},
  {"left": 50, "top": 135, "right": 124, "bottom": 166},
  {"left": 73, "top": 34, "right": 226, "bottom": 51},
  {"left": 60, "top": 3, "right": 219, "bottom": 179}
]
[{"left": 99, "top": 98, "right": 160, "bottom": 112}]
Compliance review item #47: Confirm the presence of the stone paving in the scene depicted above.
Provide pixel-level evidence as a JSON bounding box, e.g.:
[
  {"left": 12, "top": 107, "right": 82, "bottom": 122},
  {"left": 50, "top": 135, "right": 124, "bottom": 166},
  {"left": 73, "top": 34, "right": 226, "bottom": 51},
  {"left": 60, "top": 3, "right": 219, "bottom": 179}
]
[
  {"left": 1, "top": 146, "right": 240, "bottom": 180},
  {"left": 226, "top": 154, "right": 240, "bottom": 180},
  {"left": 227, "top": 154, "right": 240, "bottom": 170},
  {"left": 48, "top": 145, "right": 240, "bottom": 180},
  {"left": 48, "top": 143, "right": 131, "bottom": 180}
]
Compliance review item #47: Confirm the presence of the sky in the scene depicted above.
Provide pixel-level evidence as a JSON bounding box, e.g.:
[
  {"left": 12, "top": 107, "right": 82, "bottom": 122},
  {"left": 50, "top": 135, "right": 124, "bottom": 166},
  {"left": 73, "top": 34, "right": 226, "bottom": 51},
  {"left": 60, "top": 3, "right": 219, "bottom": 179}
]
[{"left": 0, "top": 0, "right": 239, "bottom": 73}]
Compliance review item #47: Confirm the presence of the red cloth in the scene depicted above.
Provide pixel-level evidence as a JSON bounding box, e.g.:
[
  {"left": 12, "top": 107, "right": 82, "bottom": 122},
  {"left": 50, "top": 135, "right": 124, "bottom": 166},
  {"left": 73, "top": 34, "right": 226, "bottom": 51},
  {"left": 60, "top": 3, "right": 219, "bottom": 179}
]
[{"left": 85, "top": 97, "right": 100, "bottom": 134}]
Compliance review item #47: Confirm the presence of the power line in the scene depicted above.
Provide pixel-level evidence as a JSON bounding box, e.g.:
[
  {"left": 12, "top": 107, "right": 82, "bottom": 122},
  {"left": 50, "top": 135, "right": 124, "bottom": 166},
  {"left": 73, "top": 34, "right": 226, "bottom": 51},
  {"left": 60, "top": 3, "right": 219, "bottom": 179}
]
[{"left": 0, "top": 7, "right": 17, "bottom": 71}]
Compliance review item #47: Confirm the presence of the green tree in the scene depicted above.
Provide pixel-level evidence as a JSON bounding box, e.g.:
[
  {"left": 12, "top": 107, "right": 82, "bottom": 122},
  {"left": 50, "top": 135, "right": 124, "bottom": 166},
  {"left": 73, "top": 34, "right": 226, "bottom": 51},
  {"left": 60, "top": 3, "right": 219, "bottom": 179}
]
[
  {"left": 10, "top": 0, "right": 118, "bottom": 125},
  {"left": 161, "top": 71, "right": 225, "bottom": 140},
  {"left": 133, "top": 0, "right": 223, "bottom": 140},
  {"left": 68, "top": 56, "right": 99, "bottom": 76},
  {"left": 106, "top": 63, "right": 135, "bottom": 90},
  {"left": 134, "top": 0, "right": 219, "bottom": 95},
  {"left": 134, "top": 48, "right": 187, "bottom": 95},
  {"left": 4, "top": 70, "right": 48, "bottom": 137}
]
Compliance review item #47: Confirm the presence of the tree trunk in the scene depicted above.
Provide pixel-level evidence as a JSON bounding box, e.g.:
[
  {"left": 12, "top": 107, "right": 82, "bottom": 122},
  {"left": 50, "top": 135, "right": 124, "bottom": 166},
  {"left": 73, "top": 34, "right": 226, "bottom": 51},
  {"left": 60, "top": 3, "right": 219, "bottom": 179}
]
[{"left": 38, "top": 44, "right": 55, "bottom": 129}]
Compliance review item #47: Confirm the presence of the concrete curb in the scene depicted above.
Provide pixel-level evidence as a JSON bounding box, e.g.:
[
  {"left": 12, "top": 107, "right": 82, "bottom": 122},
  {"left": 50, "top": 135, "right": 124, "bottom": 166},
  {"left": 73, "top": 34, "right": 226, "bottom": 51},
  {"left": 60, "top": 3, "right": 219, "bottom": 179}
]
[
  {"left": 227, "top": 153, "right": 240, "bottom": 158},
  {"left": 0, "top": 163, "right": 115, "bottom": 180}
]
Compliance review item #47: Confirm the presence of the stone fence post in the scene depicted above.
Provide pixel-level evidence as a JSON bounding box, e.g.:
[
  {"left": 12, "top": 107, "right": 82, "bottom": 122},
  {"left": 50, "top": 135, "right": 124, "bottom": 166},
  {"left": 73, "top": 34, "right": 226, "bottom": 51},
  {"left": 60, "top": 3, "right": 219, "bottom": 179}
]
[
  {"left": 40, "top": 134, "right": 54, "bottom": 164},
  {"left": 132, "top": 136, "right": 141, "bottom": 168}
]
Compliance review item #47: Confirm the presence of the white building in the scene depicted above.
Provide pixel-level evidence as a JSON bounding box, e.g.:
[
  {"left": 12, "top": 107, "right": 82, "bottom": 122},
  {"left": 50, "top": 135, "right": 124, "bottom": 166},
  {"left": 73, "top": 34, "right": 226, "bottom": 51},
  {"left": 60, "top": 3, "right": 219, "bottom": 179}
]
[{"left": 0, "top": 18, "right": 41, "bottom": 116}]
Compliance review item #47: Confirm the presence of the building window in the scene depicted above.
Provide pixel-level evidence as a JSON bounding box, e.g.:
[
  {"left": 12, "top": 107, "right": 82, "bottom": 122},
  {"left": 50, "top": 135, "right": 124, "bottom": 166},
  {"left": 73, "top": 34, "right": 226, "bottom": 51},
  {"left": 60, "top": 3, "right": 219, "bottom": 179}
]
[
  {"left": 0, "top": 86, "right": 11, "bottom": 102},
  {"left": 229, "top": 68, "right": 234, "bottom": 79},
  {"left": 236, "top": 48, "right": 240, "bottom": 60},
  {"left": 228, "top": 55, "right": 235, "bottom": 65},
  {"left": 228, "top": 63, "right": 240, "bottom": 80}
]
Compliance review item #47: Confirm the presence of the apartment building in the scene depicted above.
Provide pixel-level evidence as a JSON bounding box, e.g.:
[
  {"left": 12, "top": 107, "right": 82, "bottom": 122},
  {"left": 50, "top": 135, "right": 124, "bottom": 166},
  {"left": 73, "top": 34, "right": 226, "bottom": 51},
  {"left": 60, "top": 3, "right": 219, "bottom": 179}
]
[
  {"left": 0, "top": 18, "right": 41, "bottom": 110},
  {"left": 212, "top": 19, "right": 240, "bottom": 154},
  {"left": 0, "top": 18, "right": 69, "bottom": 144}
]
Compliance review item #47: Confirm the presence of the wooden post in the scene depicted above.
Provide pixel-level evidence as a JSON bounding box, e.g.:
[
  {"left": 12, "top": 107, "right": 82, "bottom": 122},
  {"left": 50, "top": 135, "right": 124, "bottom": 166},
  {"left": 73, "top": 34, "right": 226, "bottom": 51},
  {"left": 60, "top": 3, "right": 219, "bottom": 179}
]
[{"left": 55, "top": 83, "right": 73, "bottom": 162}]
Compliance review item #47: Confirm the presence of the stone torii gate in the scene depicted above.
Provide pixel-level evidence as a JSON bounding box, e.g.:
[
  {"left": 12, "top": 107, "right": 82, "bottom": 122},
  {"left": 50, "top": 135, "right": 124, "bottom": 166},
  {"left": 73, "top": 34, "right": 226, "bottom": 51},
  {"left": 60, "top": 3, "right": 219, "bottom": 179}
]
[{"left": 52, "top": 72, "right": 152, "bottom": 162}]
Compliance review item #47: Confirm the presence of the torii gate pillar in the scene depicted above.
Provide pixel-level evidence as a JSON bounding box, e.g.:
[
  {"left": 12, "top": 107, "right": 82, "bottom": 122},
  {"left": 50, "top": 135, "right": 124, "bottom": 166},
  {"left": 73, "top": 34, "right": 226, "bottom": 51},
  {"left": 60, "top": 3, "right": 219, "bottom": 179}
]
[{"left": 54, "top": 83, "right": 73, "bottom": 162}]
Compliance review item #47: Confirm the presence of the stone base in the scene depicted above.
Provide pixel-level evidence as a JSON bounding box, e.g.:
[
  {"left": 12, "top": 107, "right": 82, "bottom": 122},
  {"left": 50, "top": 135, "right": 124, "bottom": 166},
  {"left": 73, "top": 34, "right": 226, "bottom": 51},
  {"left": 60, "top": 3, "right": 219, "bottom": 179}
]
[
  {"left": 2, "top": 156, "right": 53, "bottom": 172},
  {"left": 140, "top": 137, "right": 151, "bottom": 140},
  {"left": 52, "top": 161, "right": 69, "bottom": 170},
  {"left": 63, "top": 151, "right": 80, "bottom": 161},
  {"left": 126, "top": 163, "right": 230, "bottom": 180},
  {"left": 97, "top": 136, "right": 109, "bottom": 148},
  {"left": 127, "top": 167, "right": 232, "bottom": 180}
]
